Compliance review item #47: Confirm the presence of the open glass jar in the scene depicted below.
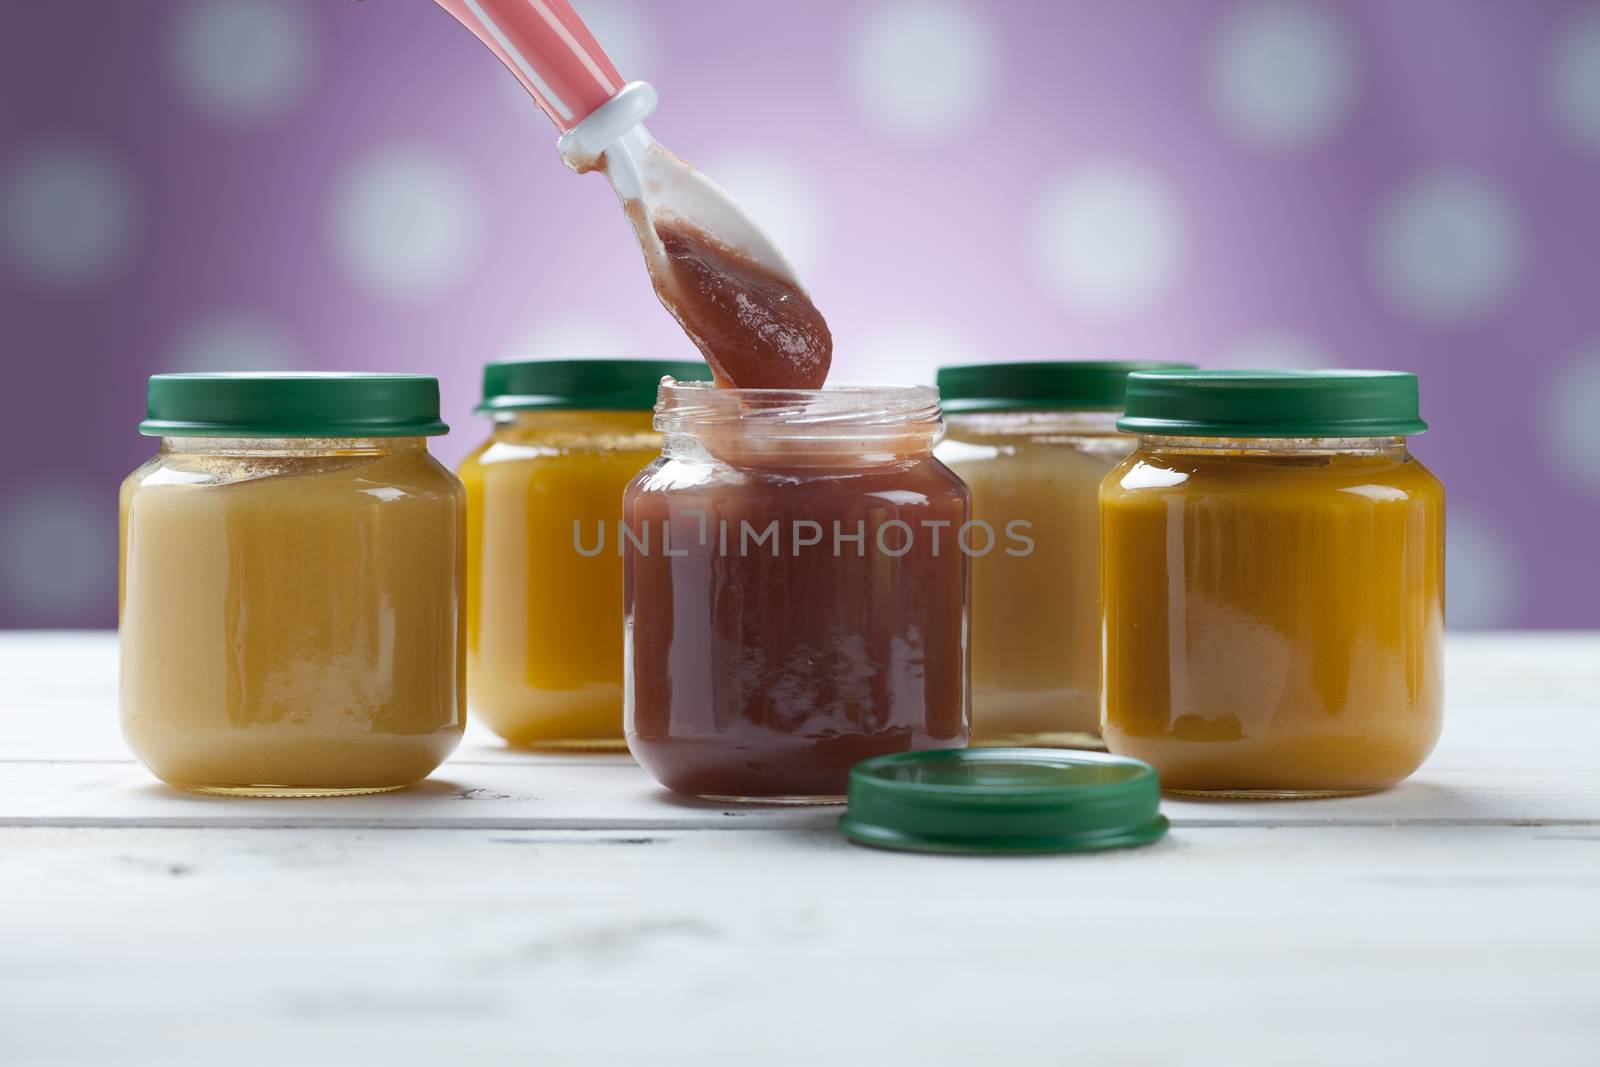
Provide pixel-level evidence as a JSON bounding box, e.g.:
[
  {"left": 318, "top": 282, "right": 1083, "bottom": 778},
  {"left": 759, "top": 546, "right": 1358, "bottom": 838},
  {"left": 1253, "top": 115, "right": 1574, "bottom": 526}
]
[
  {"left": 935, "top": 361, "right": 1191, "bottom": 747},
  {"left": 459, "top": 359, "right": 709, "bottom": 749},
  {"left": 1100, "top": 370, "right": 1445, "bottom": 797},
  {"left": 120, "top": 374, "right": 466, "bottom": 796},
  {"left": 624, "top": 381, "right": 971, "bottom": 802}
]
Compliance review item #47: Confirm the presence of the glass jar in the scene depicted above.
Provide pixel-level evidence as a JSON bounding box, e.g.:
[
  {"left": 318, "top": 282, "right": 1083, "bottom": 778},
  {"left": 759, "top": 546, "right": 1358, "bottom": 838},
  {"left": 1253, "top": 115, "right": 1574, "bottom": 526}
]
[
  {"left": 458, "top": 358, "right": 709, "bottom": 749},
  {"left": 120, "top": 374, "right": 466, "bottom": 796},
  {"left": 624, "top": 381, "right": 971, "bottom": 802},
  {"left": 935, "top": 361, "right": 1192, "bottom": 747},
  {"left": 1100, "top": 370, "right": 1445, "bottom": 797}
]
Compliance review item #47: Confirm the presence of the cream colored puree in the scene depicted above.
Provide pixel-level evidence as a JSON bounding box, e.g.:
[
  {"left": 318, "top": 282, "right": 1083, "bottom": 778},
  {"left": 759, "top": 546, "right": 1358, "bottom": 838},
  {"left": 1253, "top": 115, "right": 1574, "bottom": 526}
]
[
  {"left": 120, "top": 439, "right": 465, "bottom": 794},
  {"left": 940, "top": 412, "right": 1132, "bottom": 745}
]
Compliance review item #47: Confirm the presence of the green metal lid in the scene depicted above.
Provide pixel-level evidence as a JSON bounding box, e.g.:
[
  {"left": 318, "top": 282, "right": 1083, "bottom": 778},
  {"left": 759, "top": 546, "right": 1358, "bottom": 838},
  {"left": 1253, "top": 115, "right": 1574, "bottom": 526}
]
[
  {"left": 936, "top": 361, "right": 1197, "bottom": 413},
  {"left": 838, "top": 748, "right": 1169, "bottom": 855},
  {"left": 141, "top": 373, "right": 448, "bottom": 437},
  {"left": 1119, "top": 369, "right": 1428, "bottom": 438},
  {"left": 477, "top": 358, "right": 712, "bottom": 413}
]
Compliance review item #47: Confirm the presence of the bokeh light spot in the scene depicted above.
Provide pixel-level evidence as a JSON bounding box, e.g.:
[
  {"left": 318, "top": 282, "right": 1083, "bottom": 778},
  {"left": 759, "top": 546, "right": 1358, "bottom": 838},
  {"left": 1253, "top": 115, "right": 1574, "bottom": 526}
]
[
  {"left": 843, "top": 322, "right": 975, "bottom": 384},
  {"left": 0, "top": 485, "right": 114, "bottom": 624},
  {"left": 1209, "top": 1, "right": 1358, "bottom": 150},
  {"left": 505, "top": 320, "right": 640, "bottom": 361},
  {"left": 169, "top": 0, "right": 314, "bottom": 122},
  {"left": 1372, "top": 172, "right": 1520, "bottom": 322},
  {"left": 1218, "top": 330, "right": 1331, "bottom": 369},
  {"left": 2, "top": 143, "right": 136, "bottom": 289},
  {"left": 1447, "top": 511, "right": 1521, "bottom": 630},
  {"left": 330, "top": 145, "right": 484, "bottom": 301},
  {"left": 1550, "top": 10, "right": 1600, "bottom": 149},
  {"left": 847, "top": 0, "right": 1000, "bottom": 140},
  {"left": 1543, "top": 348, "right": 1600, "bottom": 491},
  {"left": 1030, "top": 162, "right": 1185, "bottom": 317},
  {"left": 169, "top": 313, "right": 302, "bottom": 373}
]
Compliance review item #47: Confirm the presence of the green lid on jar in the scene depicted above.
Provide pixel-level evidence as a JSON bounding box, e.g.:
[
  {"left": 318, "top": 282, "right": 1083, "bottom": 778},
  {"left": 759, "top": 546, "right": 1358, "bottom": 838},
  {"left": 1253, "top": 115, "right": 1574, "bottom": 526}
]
[
  {"left": 1119, "top": 369, "right": 1428, "bottom": 438},
  {"left": 140, "top": 373, "right": 449, "bottom": 437},
  {"left": 477, "top": 358, "right": 713, "bottom": 413},
  {"left": 936, "top": 361, "right": 1197, "bottom": 413},
  {"left": 838, "top": 749, "right": 1169, "bottom": 855}
]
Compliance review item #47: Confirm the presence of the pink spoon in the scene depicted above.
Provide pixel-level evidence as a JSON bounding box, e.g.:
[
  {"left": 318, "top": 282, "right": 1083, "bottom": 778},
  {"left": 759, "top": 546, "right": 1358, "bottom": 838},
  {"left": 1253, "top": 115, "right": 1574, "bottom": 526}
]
[{"left": 434, "top": 0, "right": 820, "bottom": 365}]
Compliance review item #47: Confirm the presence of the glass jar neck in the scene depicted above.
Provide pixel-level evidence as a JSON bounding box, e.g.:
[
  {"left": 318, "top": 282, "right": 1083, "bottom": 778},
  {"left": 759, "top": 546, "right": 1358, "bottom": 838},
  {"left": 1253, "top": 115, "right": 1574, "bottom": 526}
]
[
  {"left": 1137, "top": 434, "right": 1408, "bottom": 457},
  {"left": 946, "top": 409, "right": 1123, "bottom": 438},
  {"left": 657, "top": 382, "right": 944, "bottom": 468},
  {"left": 159, "top": 436, "right": 429, "bottom": 457}
]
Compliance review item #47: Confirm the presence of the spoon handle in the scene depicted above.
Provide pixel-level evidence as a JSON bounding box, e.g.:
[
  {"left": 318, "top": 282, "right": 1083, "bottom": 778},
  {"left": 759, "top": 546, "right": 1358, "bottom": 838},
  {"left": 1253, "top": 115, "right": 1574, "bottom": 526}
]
[{"left": 434, "top": 0, "right": 624, "bottom": 132}]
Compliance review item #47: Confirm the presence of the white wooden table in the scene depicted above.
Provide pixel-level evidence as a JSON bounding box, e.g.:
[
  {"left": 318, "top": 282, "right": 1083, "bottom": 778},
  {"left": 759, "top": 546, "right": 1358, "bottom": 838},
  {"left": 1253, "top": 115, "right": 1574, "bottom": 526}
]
[{"left": 2, "top": 632, "right": 1596, "bottom": 1066}]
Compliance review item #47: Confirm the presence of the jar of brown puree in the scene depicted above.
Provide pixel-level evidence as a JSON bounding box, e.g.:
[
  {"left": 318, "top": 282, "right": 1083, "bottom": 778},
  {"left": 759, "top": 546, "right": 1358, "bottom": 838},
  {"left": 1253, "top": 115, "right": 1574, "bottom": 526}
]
[
  {"left": 120, "top": 374, "right": 466, "bottom": 796},
  {"left": 624, "top": 381, "right": 971, "bottom": 802}
]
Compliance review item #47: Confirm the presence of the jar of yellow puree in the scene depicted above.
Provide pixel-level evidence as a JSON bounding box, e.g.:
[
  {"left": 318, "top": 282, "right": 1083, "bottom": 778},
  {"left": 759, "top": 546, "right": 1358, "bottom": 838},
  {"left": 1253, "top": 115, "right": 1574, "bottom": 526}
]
[
  {"left": 1101, "top": 370, "right": 1444, "bottom": 797},
  {"left": 935, "top": 361, "right": 1192, "bottom": 748},
  {"left": 120, "top": 374, "right": 466, "bottom": 796},
  {"left": 459, "top": 359, "right": 710, "bottom": 749}
]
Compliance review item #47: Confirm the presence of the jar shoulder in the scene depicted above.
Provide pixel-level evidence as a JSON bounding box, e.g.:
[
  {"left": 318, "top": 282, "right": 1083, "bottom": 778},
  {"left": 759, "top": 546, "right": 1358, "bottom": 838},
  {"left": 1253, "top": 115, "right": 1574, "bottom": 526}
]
[
  {"left": 123, "top": 447, "right": 464, "bottom": 504},
  {"left": 1102, "top": 447, "right": 1444, "bottom": 507}
]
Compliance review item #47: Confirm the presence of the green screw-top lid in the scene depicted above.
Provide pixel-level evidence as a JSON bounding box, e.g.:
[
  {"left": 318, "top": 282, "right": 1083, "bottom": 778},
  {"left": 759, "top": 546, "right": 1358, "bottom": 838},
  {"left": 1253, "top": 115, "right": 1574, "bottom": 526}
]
[
  {"left": 1118, "top": 369, "right": 1428, "bottom": 438},
  {"left": 936, "top": 361, "right": 1197, "bottom": 413},
  {"left": 141, "top": 373, "right": 449, "bottom": 437},
  {"left": 838, "top": 749, "right": 1169, "bottom": 855},
  {"left": 477, "top": 358, "right": 712, "bottom": 413}
]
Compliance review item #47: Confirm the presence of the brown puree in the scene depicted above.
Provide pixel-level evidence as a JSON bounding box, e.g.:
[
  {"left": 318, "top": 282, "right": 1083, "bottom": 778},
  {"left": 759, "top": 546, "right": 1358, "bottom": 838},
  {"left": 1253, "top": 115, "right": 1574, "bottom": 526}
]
[
  {"left": 624, "top": 451, "right": 969, "bottom": 799},
  {"left": 650, "top": 218, "right": 832, "bottom": 390}
]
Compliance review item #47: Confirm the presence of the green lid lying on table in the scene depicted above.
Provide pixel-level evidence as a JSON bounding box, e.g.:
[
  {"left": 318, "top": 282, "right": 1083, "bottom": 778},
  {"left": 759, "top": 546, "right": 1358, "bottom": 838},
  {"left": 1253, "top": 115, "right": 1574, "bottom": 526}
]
[
  {"left": 838, "top": 749, "right": 1169, "bottom": 855},
  {"left": 477, "top": 358, "right": 712, "bottom": 413}
]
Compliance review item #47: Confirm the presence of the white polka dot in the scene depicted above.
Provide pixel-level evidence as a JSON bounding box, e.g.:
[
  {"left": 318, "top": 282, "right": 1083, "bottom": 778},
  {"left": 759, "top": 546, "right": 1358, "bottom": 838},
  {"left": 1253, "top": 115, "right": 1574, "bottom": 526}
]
[
  {"left": 169, "top": 313, "right": 301, "bottom": 373},
  {"left": 1030, "top": 162, "right": 1185, "bottom": 317},
  {"left": 1209, "top": 1, "right": 1358, "bottom": 150},
  {"left": 169, "top": 0, "right": 314, "bottom": 122},
  {"left": 847, "top": 0, "right": 999, "bottom": 139},
  {"left": 1447, "top": 512, "right": 1521, "bottom": 630},
  {"left": 0, "top": 485, "right": 114, "bottom": 622},
  {"left": 330, "top": 146, "right": 483, "bottom": 301},
  {"left": 697, "top": 152, "right": 825, "bottom": 276},
  {"left": 1550, "top": 10, "right": 1600, "bottom": 149},
  {"left": 1372, "top": 172, "right": 1521, "bottom": 322},
  {"left": 846, "top": 322, "right": 975, "bottom": 384},
  {"left": 1218, "top": 330, "right": 1331, "bottom": 369},
  {"left": 2, "top": 144, "right": 136, "bottom": 289},
  {"left": 505, "top": 321, "right": 638, "bottom": 361},
  {"left": 1543, "top": 348, "right": 1600, "bottom": 491}
]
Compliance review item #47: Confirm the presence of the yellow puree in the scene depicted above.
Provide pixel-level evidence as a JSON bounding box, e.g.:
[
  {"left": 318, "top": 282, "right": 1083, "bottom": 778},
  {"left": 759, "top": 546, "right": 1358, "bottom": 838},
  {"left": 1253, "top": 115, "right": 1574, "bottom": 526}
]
[
  {"left": 459, "top": 410, "right": 659, "bottom": 748},
  {"left": 1100, "top": 440, "right": 1444, "bottom": 795},
  {"left": 939, "top": 413, "right": 1132, "bottom": 745},
  {"left": 119, "top": 440, "right": 466, "bottom": 794}
]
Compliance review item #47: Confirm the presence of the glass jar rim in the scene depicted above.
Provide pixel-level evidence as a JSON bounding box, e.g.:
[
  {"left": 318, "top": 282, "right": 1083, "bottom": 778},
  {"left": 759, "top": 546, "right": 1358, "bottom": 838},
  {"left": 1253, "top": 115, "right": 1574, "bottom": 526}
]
[{"left": 655, "top": 380, "right": 943, "bottom": 440}]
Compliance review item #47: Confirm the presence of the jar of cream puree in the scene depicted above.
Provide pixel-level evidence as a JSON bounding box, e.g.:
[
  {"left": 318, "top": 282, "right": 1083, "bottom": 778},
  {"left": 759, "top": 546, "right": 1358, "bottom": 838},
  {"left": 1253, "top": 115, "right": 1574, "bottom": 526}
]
[
  {"left": 624, "top": 381, "right": 971, "bottom": 802},
  {"left": 935, "top": 361, "right": 1192, "bottom": 748},
  {"left": 459, "top": 359, "right": 709, "bottom": 749},
  {"left": 120, "top": 374, "right": 466, "bottom": 796},
  {"left": 1101, "top": 370, "right": 1444, "bottom": 797}
]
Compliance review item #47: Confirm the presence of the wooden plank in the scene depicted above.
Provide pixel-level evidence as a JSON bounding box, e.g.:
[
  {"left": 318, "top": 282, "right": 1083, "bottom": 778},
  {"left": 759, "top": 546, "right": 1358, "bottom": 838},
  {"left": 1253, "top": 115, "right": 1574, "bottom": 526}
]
[
  {"left": 3, "top": 632, "right": 1598, "bottom": 829},
  {"left": 1, "top": 758, "right": 1596, "bottom": 830},
  {"left": 1, "top": 825, "right": 1596, "bottom": 1065}
]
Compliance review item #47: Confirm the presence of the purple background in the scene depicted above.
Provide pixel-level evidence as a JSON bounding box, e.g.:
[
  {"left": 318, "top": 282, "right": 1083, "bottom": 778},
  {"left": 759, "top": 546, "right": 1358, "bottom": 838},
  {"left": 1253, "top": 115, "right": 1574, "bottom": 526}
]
[{"left": 3, "top": 0, "right": 1598, "bottom": 629}]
